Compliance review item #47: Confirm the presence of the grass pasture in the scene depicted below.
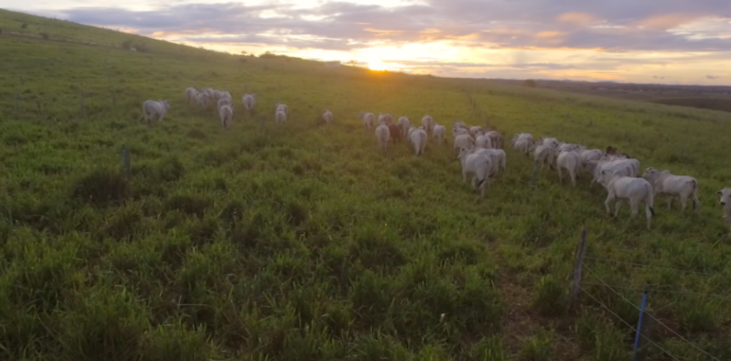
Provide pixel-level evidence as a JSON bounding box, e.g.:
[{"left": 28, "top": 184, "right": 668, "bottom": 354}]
[{"left": 1, "top": 8, "right": 731, "bottom": 361}]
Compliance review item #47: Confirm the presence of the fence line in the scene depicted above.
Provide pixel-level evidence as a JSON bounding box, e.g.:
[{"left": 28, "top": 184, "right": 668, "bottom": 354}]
[
  {"left": 582, "top": 262, "right": 722, "bottom": 361},
  {"left": 581, "top": 282, "right": 719, "bottom": 297},
  {"left": 577, "top": 285, "right": 682, "bottom": 361},
  {"left": 583, "top": 256, "right": 717, "bottom": 276}
]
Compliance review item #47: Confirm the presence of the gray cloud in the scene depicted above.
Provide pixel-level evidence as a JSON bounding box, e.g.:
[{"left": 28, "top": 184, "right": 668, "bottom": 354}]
[
  {"left": 50, "top": 0, "right": 731, "bottom": 53},
  {"left": 707, "top": 75, "right": 721, "bottom": 79}
]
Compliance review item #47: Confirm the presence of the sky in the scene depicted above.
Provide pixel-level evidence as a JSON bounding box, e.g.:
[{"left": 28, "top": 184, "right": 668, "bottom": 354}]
[{"left": 6, "top": 0, "right": 731, "bottom": 85}]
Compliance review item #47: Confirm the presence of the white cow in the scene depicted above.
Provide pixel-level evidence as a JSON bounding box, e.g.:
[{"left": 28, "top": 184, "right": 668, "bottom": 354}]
[
  {"left": 217, "top": 98, "right": 231, "bottom": 112},
  {"left": 469, "top": 126, "right": 482, "bottom": 137},
  {"left": 196, "top": 92, "right": 210, "bottom": 110},
  {"left": 275, "top": 102, "right": 289, "bottom": 115},
  {"left": 275, "top": 109, "right": 287, "bottom": 124},
  {"left": 185, "top": 87, "right": 198, "bottom": 104},
  {"left": 421, "top": 115, "right": 434, "bottom": 134},
  {"left": 458, "top": 147, "right": 494, "bottom": 197},
  {"left": 589, "top": 158, "right": 641, "bottom": 186},
  {"left": 142, "top": 100, "right": 170, "bottom": 123},
  {"left": 219, "top": 104, "right": 233, "bottom": 128},
  {"left": 484, "top": 131, "right": 503, "bottom": 149},
  {"left": 557, "top": 150, "right": 581, "bottom": 187},
  {"left": 242, "top": 94, "right": 257, "bottom": 113},
  {"left": 717, "top": 188, "right": 731, "bottom": 232},
  {"left": 360, "top": 112, "right": 376, "bottom": 130},
  {"left": 642, "top": 168, "right": 700, "bottom": 212},
  {"left": 579, "top": 149, "right": 604, "bottom": 171},
  {"left": 475, "top": 134, "right": 493, "bottom": 149},
  {"left": 534, "top": 143, "right": 558, "bottom": 171},
  {"left": 475, "top": 148, "right": 506, "bottom": 176},
  {"left": 375, "top": 123, "right": 390, "bottom": 153},
  {"left": 512, "top": 133, "right": 534, "bottom": 156},
  {"left": 322, "top": 109, "right": 333, "bottom": 124},
  {"left": 599, "top": 170, "right": 655, "bottom": 230},
  {"left": 453, "top": 133, "right": 474, "bottom": 152},
  {"left": 432, "top": 124, "right": 447, "bottom": 144},
  {"left": 378, "top": 113, "right": 394, "bottom": 125},
  {"left": 409, "top": 126, "right": 427, "bottom": 156},
  {"left": 397, "top": 116, "right": 411, "bottom": 137}
]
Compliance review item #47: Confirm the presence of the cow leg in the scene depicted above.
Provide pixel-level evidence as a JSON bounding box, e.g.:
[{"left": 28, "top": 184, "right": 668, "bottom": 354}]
[
  {"left": 614, "top": 199, "right": 624, "bottom": 218},
  {"left": 629, "top": 199, "right": 639, "bottom": 218}
]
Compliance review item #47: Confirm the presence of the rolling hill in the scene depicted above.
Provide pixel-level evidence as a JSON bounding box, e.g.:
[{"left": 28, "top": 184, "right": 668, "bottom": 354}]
[{"left": 1, "top": 8, "right": 730, "bottom": 361}]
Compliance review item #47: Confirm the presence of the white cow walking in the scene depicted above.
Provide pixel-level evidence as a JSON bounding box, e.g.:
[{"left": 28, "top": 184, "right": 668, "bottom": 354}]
[{"left": 599, "top": 170, "right": 656, "bottom": 230}]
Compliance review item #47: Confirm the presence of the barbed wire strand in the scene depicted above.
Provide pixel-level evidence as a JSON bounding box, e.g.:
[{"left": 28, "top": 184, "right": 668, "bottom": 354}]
[
  {"left": 578, "top": 285, "right": 682, "bottom": 361},
  {"left": 583, "top": 263, "right": 721, "bottom": 361},
  {"left": 581, "top": 282, "right": 721, "bottom": 298},
  {"left": 584, "top": 256, "right": 717, "bottom": 276}
]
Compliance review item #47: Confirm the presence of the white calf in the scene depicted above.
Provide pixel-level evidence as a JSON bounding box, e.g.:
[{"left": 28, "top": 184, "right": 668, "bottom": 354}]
[
  {"left": 599, "top": 170, "right": 655, "bottom": 230},
  {"left": 534, "top": 143, "right": 558, "bottom": 171},
  {"left": 360, "top": 112, "right": 376, "bottom": 130},
  {"left": 375, "top": 124, "right": 390, "bottom": 153},
  {"left": 242, "top": 94, "right": 257, "bottom": 113},
  {"left": 196, "top": 92, "right": 210, "bottom": 110},
  {"left": 475, "top": 148, "right": 506, "bottom": 175},
  {"left": 275, "top": 109, "right": 287, "bottom": 124},
  {"left": 397, "top": 116, "right": 411, "bottom": 137},
  {"left": 458, "top": 147, "right": 494, "bottom": 197},
  {"left": 219, "top": 104, "right": 233, "bottom": 128},
  {"left": 433, "top": 124, "right": 447, "bottom": 144},
  {"left": 717, "top": 188, "right": 731, "bottom": 232},
  {"left": 453, "top": 134, "right": 474, "bottom": 152},
  {"left": 642, "top": 168, "right": 700, "bottom": 212},
  {"left": 142, "top": 100, "right": 170, "bottom": 123},
  {"left": 475, "top": 134, "right": 493, "bottom": 149},
  {"left": 557, "top": 150, "right": 581, "bottom": 187},
  {"left": 409, "top": 127, "right": 427, "bottom": 156},
  {"left": 185, "top": 87, "right": 197, "bottom": 104},
  {"left": 323, "top": 109, "right": 333, "bottom": 124},
  {"left": 421, "top": 115, "right": 434, "bottom": 134}
]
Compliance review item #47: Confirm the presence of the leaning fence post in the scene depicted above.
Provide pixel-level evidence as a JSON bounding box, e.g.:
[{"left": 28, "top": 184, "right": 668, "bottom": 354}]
[
  {"left": 570, "top": 229, "right": 588, "bottom": 307},
  {"left": 632, "top": 284, "right": 649, "bottom": 361},
  {"left": 121, "top": 146, "right": 131, "bottom": 177}
]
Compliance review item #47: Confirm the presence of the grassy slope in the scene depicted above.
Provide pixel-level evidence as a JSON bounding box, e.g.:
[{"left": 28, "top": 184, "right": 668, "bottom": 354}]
[{"left": 1, "top": 8, "right": 731, "bottom": 361}]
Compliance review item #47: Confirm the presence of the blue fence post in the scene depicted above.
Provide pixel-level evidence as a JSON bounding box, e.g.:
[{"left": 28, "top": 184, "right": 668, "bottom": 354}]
[
  {"left": 122, "top": 146, "right": 131, "bottom": 177},
  {"left": 632, "top": 284, "right": 649, "bottom": 361}
]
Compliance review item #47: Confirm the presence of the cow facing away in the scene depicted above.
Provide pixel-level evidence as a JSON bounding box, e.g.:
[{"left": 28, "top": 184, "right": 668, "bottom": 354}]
[
  {"left": 599, "top": 170, "right": 655, "bottom": 230},
  {"left": 142, "top": 100, "right": 170, "bottom": 123}
]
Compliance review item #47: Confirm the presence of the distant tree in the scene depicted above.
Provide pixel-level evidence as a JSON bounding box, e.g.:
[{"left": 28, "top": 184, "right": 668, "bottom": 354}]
[
  {"left": 20, "top": 22, "right": 28, "bottom": 29},
  {"left": 523, "top": 79, "right": 537, "bottom": 88},
  {"left": 39, "top": 32, "right": 49, "bottom": 40},
  {"left": 241, "top": 51, "right": 248, "bottom": 55}
]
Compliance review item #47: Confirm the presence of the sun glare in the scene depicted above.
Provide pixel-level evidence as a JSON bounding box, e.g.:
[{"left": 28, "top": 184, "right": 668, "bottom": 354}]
[{"left": 367, "top": 60, "right": 390, "bottom": 71}]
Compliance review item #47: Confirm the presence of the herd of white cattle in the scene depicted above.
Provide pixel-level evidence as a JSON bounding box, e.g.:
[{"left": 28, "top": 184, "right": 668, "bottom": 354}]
[
  {"left": 363, "top": 114, "right": 731, "bottom": 232},
  {"left": 140, "top": 89, "right": 731, "bottom": 233}
]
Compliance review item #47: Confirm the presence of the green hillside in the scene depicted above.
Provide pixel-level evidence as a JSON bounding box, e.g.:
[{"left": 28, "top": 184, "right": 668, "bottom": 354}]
[{"left": 1, "top": 8, "right": 730, "bottom": 361}]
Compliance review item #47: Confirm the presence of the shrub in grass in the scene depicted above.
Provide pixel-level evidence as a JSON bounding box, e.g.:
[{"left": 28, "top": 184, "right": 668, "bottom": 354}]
[
  {"left": 468, "top": 335, "right": 509, "bottom": 361},
  {"left": 518, "top": 328, "right": 554, "bottom": 361},
  {"left": 532, "top": 274, "right": 568, "bottom": 317},
  {"left": 71, "top": 168, "right": 128, "bottom": 207}
]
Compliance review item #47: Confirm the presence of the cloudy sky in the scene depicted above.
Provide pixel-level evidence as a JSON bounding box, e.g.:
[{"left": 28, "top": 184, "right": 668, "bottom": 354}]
[{"left": 8, "top": 0, "right": 731, "bottom": 85}]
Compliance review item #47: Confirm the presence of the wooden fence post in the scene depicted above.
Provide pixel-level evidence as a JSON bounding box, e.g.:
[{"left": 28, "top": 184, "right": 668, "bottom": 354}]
[{"left": 571, "top": 228, "right": 588, "bottom": 308}]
